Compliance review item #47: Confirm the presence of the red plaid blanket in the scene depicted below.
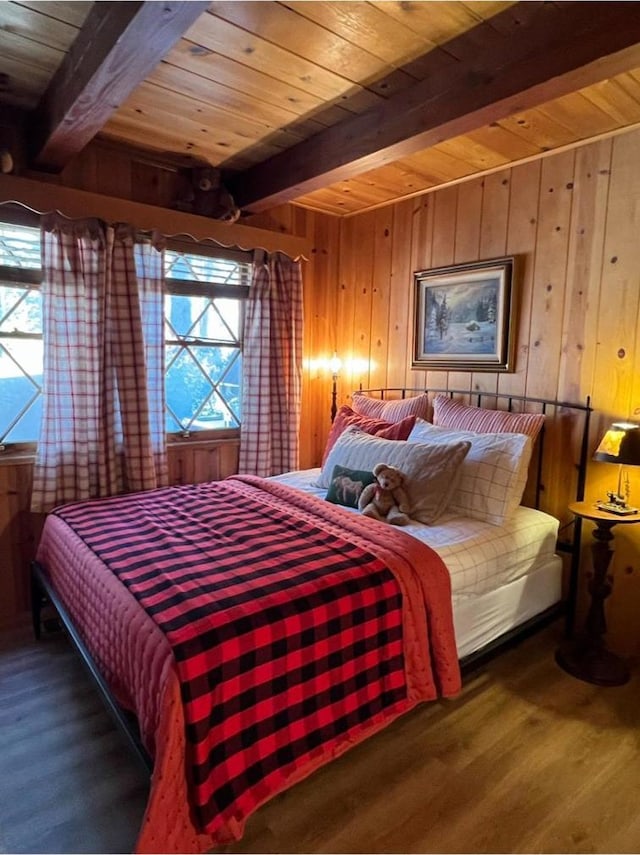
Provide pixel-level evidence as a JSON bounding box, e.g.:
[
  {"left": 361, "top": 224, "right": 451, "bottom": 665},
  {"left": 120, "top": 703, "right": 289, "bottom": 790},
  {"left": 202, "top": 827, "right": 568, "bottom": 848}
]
[{"left": 53, "top": 475, "right": 460, "bottom": 842}]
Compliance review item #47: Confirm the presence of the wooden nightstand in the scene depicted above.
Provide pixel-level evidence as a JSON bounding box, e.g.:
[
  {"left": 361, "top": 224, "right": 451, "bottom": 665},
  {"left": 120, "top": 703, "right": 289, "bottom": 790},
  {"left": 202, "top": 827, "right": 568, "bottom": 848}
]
[{"left": 555, "top": 501, "right": 640, "bottom": 686}]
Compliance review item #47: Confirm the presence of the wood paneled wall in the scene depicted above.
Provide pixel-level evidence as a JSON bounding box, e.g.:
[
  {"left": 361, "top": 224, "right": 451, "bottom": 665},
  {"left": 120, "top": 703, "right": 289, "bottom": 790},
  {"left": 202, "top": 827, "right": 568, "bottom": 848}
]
[
  {"left": 308, "top": 129, "right": 640, "bottom": 656},
  {"left": 0, "top": 457, "right": 37, "bottom": 627}
]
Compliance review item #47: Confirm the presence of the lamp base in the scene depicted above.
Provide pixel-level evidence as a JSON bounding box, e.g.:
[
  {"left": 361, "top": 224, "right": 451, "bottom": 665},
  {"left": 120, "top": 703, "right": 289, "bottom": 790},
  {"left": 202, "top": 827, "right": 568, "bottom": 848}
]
[
  {"left": 555, "top": 641, "right": 630, "bottom": 686},
  {"left": 595, "top": 500, "right": 638, "bottom": 515}
]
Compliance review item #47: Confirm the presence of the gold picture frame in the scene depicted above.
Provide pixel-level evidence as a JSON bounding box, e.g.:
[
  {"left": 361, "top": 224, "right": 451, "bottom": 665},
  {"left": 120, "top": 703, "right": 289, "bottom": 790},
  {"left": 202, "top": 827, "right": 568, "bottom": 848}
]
[{"left": 412, "top": 256, "right": 516, "bottom": 372}]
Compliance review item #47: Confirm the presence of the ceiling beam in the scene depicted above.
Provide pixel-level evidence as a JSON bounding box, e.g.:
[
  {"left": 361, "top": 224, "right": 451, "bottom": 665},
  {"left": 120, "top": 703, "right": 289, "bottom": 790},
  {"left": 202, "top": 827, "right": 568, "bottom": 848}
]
[
  {"left": 28, "top": 1, "right": 210, "bottom": 172},
  {"left": 230, "top": 2, "right": 640, "bottom": 213}
]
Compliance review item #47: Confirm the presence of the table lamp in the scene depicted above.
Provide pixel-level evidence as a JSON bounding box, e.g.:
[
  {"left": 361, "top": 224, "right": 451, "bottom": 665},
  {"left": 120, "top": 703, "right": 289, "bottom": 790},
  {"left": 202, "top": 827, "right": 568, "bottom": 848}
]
[{"left": 593, "top": 420, "right": 640, "bottom": 514}]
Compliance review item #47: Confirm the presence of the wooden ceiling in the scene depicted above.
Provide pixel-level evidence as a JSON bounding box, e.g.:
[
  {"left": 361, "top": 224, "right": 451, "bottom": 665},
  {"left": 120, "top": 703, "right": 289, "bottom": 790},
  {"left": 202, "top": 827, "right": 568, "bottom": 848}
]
[{"left": 3, "top": 1, "right": 640, "bottom": 218}]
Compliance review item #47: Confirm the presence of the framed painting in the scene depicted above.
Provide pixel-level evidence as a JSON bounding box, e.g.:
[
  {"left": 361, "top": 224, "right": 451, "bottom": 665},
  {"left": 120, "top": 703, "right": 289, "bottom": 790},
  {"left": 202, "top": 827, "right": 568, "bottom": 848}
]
[{"left": 412, "top": 256, "right": 516, "bottom": 372}]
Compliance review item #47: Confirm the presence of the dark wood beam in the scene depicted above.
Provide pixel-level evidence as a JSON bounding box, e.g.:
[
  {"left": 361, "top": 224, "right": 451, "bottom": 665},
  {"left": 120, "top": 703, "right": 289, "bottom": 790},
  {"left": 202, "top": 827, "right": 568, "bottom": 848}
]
[
  {"left": 230, "top": 2, "right": 640, "bottom": 212},
  {"left": 29, "top": 1, "right": 210, "bottom": 172},
  {"left": 0, "top": 106, "right": 26, "bottom": 174}
]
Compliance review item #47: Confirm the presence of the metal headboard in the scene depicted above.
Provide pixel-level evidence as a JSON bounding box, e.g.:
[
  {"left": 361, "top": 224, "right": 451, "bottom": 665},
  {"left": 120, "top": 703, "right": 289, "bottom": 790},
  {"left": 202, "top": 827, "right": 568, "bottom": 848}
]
[{"left": 357, "top": 387, "right": 593, "bottom": 636}]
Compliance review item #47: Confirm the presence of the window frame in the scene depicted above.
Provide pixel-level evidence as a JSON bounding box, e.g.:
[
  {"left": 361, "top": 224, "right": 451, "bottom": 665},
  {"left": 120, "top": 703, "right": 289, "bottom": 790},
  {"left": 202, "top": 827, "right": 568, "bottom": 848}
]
[
  {"left": 163, "top": 238, "right": 251, "bottom": 440},
  {"left": 0, "top": 217, "right": 252, "bottom": 452},
  {"left": 0, "top": 209, "right": 44, "bottom": 453}
]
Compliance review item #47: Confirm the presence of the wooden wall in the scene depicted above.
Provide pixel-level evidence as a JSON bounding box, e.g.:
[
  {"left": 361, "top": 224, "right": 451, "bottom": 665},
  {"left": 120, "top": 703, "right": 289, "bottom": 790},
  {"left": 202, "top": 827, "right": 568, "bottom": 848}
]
[{"left": 309, "top": 128, "right": 640, "bottom": 657}]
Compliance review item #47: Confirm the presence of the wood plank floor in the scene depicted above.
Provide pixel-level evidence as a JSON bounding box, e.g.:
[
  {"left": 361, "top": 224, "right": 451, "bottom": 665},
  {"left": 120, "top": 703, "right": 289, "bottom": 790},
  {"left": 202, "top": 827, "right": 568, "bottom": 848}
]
[
  {"left": 1, "top": 618, "right": 639, "bottom": 854},
  {"left": 0, "top": 620, "right": 149, "bottom": 854},
  {"left": 225, "top": 623, "right": 640, "bottom": 855}
]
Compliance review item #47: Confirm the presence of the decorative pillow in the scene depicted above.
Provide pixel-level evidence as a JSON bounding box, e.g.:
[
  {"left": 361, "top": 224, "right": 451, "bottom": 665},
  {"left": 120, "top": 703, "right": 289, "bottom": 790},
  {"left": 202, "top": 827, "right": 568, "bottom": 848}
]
[
  {"left": 432, "top": 394, "right": 545, "bottom": 440},
  {"left": 325, "top": 464, "right": 376, "bottom": 509},
  {"left": 408, "top": 419, "right": 533, "bottom": 525},
  {"left": 318, "top": 426, "right": 471, "bottom": 524},
  {"left": 351, "top": 393, "right": 430, "bottom": 424},
  {"left": 321, "top": 405, "right": 416, "bottom": 466}
]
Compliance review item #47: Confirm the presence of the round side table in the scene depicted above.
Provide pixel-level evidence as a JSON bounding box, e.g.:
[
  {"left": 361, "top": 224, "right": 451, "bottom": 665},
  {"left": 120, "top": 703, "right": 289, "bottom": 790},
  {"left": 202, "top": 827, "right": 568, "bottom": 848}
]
[{"left": 555, "top": 501, "right": 639, "bottom": 686}]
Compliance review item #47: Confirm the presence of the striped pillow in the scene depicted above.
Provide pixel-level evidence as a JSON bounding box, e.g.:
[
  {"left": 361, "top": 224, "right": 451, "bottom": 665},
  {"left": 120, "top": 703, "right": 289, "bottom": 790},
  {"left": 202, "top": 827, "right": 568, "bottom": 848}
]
[
  {"left": 352, "top": 393, "right": 430, "bottom": 423},
  {"left": 432, "top": 394, "right": 545, "bottom": 440}
]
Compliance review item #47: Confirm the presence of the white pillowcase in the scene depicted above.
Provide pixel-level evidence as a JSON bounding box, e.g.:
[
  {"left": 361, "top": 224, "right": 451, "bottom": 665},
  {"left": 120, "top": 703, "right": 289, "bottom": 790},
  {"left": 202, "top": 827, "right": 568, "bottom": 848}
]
[
  {"left": 317, "top": 426, "right": 471, "bottom": 525},
  {"left": 408, "top": 419, "right": 533, "bottom": 526}
]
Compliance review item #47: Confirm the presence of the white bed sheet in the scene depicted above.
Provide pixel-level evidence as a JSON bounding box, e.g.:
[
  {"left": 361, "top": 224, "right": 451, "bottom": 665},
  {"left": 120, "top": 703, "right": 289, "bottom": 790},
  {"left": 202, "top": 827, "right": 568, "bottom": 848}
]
[{"left": 271, "top": 468, "right": 561, "bottom": 598}]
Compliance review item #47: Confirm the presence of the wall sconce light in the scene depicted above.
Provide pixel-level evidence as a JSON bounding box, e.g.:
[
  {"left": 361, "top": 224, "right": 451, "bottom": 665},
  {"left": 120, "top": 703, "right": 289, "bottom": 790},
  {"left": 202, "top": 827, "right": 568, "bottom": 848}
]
[
  {"left": 329, "top": 352, "right": 342, "bottom": 423},
  {"left": 593, "top": 420, "right": 640, "bottom": 514}
]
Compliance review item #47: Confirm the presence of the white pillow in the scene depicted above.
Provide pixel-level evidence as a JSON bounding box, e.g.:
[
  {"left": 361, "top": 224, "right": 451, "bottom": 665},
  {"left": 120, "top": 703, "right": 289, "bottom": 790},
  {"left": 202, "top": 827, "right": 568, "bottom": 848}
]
[
  {"left": 317, "top": 426, "right": 471, "bottom": 524},
  {"left": 408, "top": 419, "right": 533, "bottom": 525}
]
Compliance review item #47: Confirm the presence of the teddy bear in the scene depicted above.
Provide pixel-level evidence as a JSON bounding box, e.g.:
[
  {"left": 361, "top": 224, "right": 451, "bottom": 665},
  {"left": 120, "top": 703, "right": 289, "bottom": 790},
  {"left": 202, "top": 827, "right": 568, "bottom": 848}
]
[
  {"left": 358, "top": 463, "right": 411, "bottom": 525},
  {"left": 173, "top": 165, "right": 241, "bottom": 223}
]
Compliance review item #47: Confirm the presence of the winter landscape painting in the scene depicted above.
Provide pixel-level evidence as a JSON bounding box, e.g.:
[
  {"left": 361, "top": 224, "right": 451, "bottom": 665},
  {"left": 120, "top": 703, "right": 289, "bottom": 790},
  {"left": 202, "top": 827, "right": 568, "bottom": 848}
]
[{"left": 412, "top": 257, "right": 515, "bottom": 372}]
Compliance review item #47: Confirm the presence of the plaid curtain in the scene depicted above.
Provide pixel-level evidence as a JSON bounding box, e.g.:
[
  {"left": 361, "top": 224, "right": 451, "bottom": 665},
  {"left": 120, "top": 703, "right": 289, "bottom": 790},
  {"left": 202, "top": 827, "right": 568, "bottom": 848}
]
[
  {"left": 110, "top": 225, "right": 168, "bottom": 492},
  {"left": 239, "top": 251, "right": 303, "bottom": 476},
  {"left": 31, "top": 215, "right": 168, "bottom": 513}
]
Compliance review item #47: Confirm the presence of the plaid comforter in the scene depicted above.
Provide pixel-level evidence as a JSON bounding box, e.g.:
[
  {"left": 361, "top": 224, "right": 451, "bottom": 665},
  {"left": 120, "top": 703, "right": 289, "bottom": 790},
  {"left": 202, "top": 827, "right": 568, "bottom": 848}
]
[{"left": 52, "top": 475, "right": 460, "bottom": 842}]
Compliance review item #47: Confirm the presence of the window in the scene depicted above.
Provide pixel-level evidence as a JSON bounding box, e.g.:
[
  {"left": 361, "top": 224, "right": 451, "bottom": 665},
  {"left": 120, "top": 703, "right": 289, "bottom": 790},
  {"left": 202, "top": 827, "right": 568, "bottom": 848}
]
[
  {"left": 0, "top": 222, "right": 43, "bottom": 446},
  {"left": 163, "top": 243, "right": 251, "bottom": 435},
  {"left": 0, "top": 221, "right": 251, "bottom": 447}
]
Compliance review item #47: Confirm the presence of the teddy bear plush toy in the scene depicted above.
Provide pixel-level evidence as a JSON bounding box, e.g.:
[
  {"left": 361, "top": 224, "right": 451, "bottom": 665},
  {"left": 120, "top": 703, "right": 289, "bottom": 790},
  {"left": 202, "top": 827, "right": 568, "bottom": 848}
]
[{"left": 358, "top": 463, "right": 411, "bottom": 525}]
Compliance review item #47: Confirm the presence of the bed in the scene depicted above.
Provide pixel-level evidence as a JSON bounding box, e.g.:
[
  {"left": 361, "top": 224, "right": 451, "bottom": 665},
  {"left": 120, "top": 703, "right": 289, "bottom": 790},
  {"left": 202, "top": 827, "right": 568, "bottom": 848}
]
[
  {"left": 273, "top": 468, "right": 563, "bottom": 660},
  {"left": 31, "top": 388, "right": 592, "bottom": 854}
]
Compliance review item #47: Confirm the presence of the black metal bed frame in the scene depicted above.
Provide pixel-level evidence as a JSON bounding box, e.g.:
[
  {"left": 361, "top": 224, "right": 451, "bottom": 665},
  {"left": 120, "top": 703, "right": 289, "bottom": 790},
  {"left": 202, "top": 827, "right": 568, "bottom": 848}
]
[
  {"left": 31, "top": 388, "right": 593, "bottom": 778},
  {"left": 358, "top": 387, "right": 593, "bottom": 645},
  {"left": 30, "top": 564, "right": 153, "bottom": 775}
]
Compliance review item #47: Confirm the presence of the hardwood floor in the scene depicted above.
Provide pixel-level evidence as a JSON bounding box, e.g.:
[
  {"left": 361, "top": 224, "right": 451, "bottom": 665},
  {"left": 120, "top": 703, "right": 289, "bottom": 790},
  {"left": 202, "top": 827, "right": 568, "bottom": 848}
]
[
  {"left": 227, "top": 624, "right": 640, "bottom": 855},
  {"left": 0, "top": 620, "right": 149, "bottom": 854},
  {"left": 1, "top": 617, "right": 639, "bottom": 854}
]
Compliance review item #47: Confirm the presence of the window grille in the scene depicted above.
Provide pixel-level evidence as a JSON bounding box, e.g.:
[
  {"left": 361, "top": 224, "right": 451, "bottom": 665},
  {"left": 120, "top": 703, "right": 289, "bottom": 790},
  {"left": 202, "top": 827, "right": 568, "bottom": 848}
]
[
  {"left": 163, "top": 243, "right": 250, "bottom": 435},
  {"left": 0, "top": 222, "right": 253, "bottom": 447},
  {"left": 0, "top": 223, "right": 43, "bottom": 446}
]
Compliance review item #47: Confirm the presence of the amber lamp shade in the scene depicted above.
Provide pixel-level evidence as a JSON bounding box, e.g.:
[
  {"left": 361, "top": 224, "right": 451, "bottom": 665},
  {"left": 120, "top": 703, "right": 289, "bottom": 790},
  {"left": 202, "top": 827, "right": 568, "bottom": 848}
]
[
  {"left": 593, "top": 421, "right": 640, "bottom": 466},
  {"left": 593, "top": 421, "right": 640, "bottom": 510}
]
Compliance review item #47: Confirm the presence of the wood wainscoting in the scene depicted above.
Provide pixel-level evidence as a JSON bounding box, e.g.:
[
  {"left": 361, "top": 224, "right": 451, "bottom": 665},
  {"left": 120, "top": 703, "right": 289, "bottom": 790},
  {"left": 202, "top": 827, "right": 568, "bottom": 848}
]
[
  {"left": 166, "top": 435, "right": 239, "bottom": 488},
  {"left": 0, "top": 436, "right": 239, "bottom": 629},
  {"left": 0, "top": 455, "right": 38, "bottom": 628}
]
